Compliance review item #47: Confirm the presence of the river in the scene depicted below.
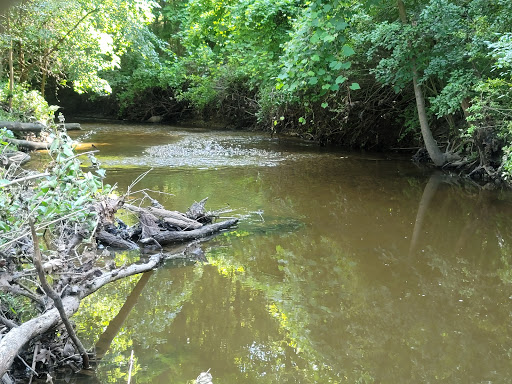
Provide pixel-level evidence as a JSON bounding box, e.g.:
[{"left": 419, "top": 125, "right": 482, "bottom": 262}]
[{"left": 59, "top": 122, "right": 512, "bottom": 383}]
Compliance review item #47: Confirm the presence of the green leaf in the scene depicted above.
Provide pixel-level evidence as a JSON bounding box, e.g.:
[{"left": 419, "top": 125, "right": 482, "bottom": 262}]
[
  {"left": 335, "top": 21, "right": 349, "bottom": 31},
  {"left": 335, "top": 76, "right": 347, "bottom": 84},
  {"left": 311, "top": 54, "right": 320, "bottom": 62},
  {"left": 323, "top": 34, "right": 335, "bottom": 43},
  {"left": 308, "top": 77, "right": 318, "bottom": 85},
  {"left": 342, "top": 45, "right": 355, "bottom": 57},
  {"left": 349, "top": 82, "right": 361, "bottom": 90},
  {"left": 321, "top": 102, "right": 328, "bottom": 108}
]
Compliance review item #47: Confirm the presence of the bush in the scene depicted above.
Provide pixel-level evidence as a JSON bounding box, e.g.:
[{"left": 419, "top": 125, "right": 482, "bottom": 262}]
[{"left": 0, "top": 82, "right": 59, "bottom": 126}]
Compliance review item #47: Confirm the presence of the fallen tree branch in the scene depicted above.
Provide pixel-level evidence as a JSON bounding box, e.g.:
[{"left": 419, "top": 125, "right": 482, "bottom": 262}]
[
  {"left": 0, "top": 252, "right": 167, "bottom": 377},
  {"left": 0, "top": 190, "right": 239, "bottom": 378},
  {"left": 147, "top": 206, "right": 202, "bottom": 229},
  {"left": 0, "top": 316, "right": 17, "bottom": 330},
  {"left": 4, "top": 138, "right": 48, "bottom": 151},
  {"left": 151, "top": 218, "right": 238, "bottom": 245},
  {"left": 0, "top": 295, "right": 81, "bottom": 378},
  {"left": 0, "top": 172, "right": 50, "bottom": 189},
  {"left": 0, "top": 121, "right": 81, "bottom": 132},
  {"left": 0, "top": 122, "right": 46, "bottom": 132},
  {"left": 125, "top": 203, "right": 203, "bottom": 230},
  {"left": 96, "top": 230, "right": 139, "bottom": 250},
  {"left": 1, "top": 151, "right": 31, "bottom": 169},
  {"left": 29, "top": 220, "right": 90, "bottom": 369},
  {"left": 81, "top": 253, "right": 164, "bottom": 297}
]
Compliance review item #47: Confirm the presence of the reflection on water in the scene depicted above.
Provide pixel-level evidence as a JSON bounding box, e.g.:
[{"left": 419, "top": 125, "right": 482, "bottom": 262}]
[{"left": 62, "top": 123, "right": 512, "bottom": 383}]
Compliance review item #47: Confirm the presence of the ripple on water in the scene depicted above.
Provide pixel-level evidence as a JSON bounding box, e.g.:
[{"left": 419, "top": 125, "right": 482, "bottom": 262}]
[{"left": 106, "top": 134, "right": 292, "bottom": 168}]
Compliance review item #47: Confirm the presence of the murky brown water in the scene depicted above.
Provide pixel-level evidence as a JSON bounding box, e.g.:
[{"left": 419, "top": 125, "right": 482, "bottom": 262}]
[{"left": 59, "top": 122, "right": 512, "bottom": 383}]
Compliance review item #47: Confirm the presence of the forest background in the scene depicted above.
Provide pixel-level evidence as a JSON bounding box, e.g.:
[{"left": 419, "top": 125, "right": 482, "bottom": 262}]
[
  {"left": 1, "top": 0, "right": 512, "bottom": 179},
  {"left": 0, "top": 0, "right": 511, "bottom": 380}
]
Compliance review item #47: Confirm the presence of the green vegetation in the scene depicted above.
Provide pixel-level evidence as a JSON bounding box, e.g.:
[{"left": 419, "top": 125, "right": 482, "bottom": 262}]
[{"left": 1, "top": 0, "right": 512, "bottom": 176}]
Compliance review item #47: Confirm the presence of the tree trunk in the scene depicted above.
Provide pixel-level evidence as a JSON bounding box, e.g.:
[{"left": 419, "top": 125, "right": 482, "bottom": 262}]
[
  {"left": 7, "top": 14, "right": 14, "bottom": 109},
  {"left": 41, "top": 72, "right": 46, "bottom": 99},
  {"left": 0, "top": 121, "right": 81, "bottom": 132},
  {"left": 412, "top": 74, "right": 446, "bottom": 166},
  {"left": 397, "top": 0, "right": 446, "bottom": 166},
  {"left": 4, "top": 138, "right": 49, "bottom": 150}
]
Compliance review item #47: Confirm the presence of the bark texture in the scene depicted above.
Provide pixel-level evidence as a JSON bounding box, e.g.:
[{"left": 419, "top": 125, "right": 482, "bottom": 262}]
[{"left": 397, "top": 0, "right": 447, "bottom": 166}]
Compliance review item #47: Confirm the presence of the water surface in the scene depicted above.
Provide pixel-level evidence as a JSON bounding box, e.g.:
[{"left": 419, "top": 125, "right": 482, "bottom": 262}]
[{"left": 62, "top": 122, "right": 512, "bottom": 383}]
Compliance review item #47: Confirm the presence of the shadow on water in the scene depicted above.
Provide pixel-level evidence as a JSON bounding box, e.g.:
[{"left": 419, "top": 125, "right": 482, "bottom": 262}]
[{"left": 55, "top": 122, "right": 512, "bottom": 383}]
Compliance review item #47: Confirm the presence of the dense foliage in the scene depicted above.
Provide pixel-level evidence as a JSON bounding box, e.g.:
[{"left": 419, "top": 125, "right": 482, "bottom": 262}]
[{"left": 1, "top": 0, "right": 512, "bottom": 179}]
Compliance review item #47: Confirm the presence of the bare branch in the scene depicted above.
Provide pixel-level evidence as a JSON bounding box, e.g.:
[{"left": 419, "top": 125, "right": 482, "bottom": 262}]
[
  {"left": 29, "top": 220, "right": 90, "bottom": 368},
  {"left": 0, "top": 172, "right": 50, "bottom": 189},
  {"left": 0, "top": 316, "right": 17, "bottom": 330}
]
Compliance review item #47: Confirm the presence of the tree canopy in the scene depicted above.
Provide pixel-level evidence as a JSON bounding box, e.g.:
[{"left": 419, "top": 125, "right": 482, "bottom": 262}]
[{"left": 1, "top": 0, "right": 512, "bottom": 176}]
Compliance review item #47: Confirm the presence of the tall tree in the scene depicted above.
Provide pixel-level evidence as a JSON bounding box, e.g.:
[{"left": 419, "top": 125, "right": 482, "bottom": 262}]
[
  {"left": 0, "top": 0, "right": 158, "bottom": 96},
  {"left": 396, "top": 0, "right": 448, "bottom": 166}
]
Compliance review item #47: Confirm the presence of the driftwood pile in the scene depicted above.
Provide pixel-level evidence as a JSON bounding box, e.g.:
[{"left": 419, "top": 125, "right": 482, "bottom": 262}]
[
  {"left": 0, "top": 194, "right": 238, "bottom": 381},
  {"left": 95, "top": 197, "right": 238, "bottom": 252}
]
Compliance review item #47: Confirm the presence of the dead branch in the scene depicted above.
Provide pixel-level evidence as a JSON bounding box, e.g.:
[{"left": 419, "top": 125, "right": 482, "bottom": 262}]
[
  {"left": 0, "top": 172, "right": 50, "bottom": 188},
  {"left": 0, "top": 316, "right": 17, "bottom": 330},
  {"left": 0, "top": 284, "right": 45, "bottom": 307},
  {"left": 152, "top": 218, "right": 238, "bottom": 245},
  {"left": 29, "top": 220, "right": 90, "bottom": 368},
  {"left": 0, "top": 250, "right": 166, "bottom": 377},
  {"left": 4, "top": 138, "right": 48, "bottom": 150},
  {"left": 96, "top": 230, "right": 139, "bottom": 250},
  {"left": 81, "top": 253, "right": 164, "bottom": 297}
]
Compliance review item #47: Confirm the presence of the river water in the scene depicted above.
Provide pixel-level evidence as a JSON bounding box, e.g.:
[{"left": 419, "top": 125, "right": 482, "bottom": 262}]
[{"left": 61, "top": 122, "right": 512, "bottom": 383}]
